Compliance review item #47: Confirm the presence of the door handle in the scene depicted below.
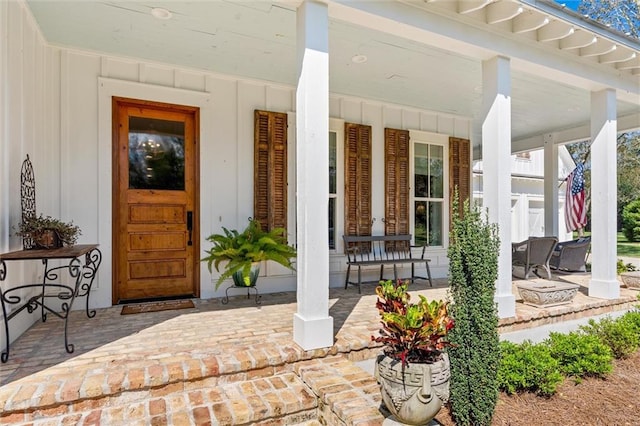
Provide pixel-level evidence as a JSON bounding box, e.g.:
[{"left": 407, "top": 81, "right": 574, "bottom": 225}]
[{"left": 187, "top": 211, "right": 193, "bottom": 246}]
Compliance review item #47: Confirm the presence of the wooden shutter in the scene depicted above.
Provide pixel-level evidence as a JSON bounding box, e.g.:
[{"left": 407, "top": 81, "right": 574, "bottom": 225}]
[
  {"left": 449, "top": 137, "right": 471, "bottom": 221},
  {"left": 385, "top": 128, "right": 410, "bottom": 240},
  {"left": 254, "top": 110, "right": 287, "bottom": 232},
  {"left": 344, "top": 123, "right": 372, "bottom": 239}
]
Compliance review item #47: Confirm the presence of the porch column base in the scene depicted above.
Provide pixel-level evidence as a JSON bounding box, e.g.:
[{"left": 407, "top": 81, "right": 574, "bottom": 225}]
[
  {"left": 293, "top": 313, "right": 334, "bottom": 350},
  {"left": 588, "top": 279, "right": 620, "bottom": 299},
  {"left": 495, "top": 293, "right": 516, "bottom": 319}
]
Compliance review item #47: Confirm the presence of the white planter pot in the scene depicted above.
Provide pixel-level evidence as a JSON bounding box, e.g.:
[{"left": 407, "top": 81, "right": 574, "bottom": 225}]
[{"left": 375, "top": 353, "right": 450, "bottom": 425}]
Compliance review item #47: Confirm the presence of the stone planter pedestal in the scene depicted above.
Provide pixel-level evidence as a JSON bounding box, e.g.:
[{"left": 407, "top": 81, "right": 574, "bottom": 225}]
[
  {"left": 516, "top": 281, "right": 579, "bottom": 308},
  {"left": 620, "top": 272, "right": 640, "bottom": 290}
]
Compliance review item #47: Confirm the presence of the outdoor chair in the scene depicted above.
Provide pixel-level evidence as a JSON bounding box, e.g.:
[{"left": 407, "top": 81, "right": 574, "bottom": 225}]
[
  {"left": 512, "top": 236, "right": 558, "bottom": 280},
  {"left": 549, "top": 236, "right": 591, "bottom": 273}
]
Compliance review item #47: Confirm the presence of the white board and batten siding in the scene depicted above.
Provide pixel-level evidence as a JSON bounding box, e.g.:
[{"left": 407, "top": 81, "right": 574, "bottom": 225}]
[{"left": 2, "top": 2, "right": 470, "bottom": 339}]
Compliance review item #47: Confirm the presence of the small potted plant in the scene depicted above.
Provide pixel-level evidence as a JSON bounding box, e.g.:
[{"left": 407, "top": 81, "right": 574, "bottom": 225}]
[
  {"left": 372, "top": 279, "right": 454, "bottom": 425},
  {"left": 202, "top": 218, "right": 297, "bottom": 289},
  {"left": 15, "top": 214, "right": 82, "bottom": 249}
]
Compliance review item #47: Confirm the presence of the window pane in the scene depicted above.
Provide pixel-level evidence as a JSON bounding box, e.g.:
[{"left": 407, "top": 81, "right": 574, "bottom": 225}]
[
  {"left": 329, "top": 131, "right": 337, "bottom": 195},
  {"left": 414, "top": 201, "right": 427, "bottom": 246},
  {"left": 414, "top": 143, "right": 429, "bottom": 198},
  {"left": 328, "top": 197, "right": 336, "bottom": 250},
  {"left": 129, "top": 117, "right": 185, "bottom": 190},
  {"left": 429, "top": 201, "right": 443, "bottom": 246},
  {"left": 429, "top": 145, "right": 444, "bottom": 198}
]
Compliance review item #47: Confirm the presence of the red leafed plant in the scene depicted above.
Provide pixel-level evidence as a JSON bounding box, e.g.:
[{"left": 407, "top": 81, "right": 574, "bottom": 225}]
[{"left": 372, "top": 279, "right": 454, "bottom": 365}]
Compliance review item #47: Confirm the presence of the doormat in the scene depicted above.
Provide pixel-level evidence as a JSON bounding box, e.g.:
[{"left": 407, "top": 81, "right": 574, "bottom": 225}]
[{"left": 121, "top": 299, "right": 195, "bottom": 315}]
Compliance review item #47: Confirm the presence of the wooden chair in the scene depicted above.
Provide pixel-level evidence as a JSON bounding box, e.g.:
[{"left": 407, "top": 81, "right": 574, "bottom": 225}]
[{"left": 512, "top": 236, "right": 558, "bottom": 279}]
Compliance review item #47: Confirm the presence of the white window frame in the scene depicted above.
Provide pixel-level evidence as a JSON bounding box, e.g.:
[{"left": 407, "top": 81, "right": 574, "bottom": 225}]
[
  {"left": 329, "top": 118, "right": 345, "bottom": 254},
  {"left": 286, "top": 115, "right": 344, "bottom": 252},
  {"left": 409, "top": 130, "right": 449, "bottom": 248}
]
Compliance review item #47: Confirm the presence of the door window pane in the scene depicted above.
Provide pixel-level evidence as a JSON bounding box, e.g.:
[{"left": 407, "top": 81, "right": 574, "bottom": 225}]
[{"left": 129, "top": 117, "right": 185, "bottom": 190}]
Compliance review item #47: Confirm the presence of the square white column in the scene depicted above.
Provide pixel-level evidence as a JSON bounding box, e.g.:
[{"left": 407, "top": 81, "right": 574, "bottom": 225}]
[
  {"left": 481, "top": 56, "right": 516, "bottom": 319},
  {"left": 589, "top": 89, "right": 619, "bottom": 299},
  {"left": 543, "top": 134, "right": 559, "bottom": 237},
  {"left": 293, "top": 0, "right": 333, "bottom": 350}
]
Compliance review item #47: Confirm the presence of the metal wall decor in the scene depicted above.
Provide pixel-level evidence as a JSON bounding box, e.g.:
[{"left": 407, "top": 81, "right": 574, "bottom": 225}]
[{"left": 20, "top": 155, "right": 37, "bottom": 250}]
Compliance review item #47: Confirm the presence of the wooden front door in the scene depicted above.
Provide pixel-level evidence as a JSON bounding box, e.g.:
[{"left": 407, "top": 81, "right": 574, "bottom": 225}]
[{"left": 113, "top": 97, "right": 199, "bottom": 303}]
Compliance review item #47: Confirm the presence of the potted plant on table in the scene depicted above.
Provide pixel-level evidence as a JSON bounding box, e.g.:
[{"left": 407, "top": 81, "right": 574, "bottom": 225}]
[
  {"left": 15, "top": 214, "right": 81, "bottom": 249},
  {"left": 202, "top": 218, "right": 297, "bottom": 289},
  {"left": 372, "top": 279, "right": 454, "bottom": 425}
]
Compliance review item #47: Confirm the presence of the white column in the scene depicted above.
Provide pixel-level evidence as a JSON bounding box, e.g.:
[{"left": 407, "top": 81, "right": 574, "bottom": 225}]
[
  {"left": 293, "top": 0, "right": 334, "bottom": 350},
  {"left": 482, "top": 56, "right": 516, "bottom": 319},
  {"left": 543, "top": 133, "right": 559, "bottom": 237},
  {"left": 589, "top": 89, "right": 619, "bottom": 299},
  {"left": 517, "top": 193, "right": 528, "bottom": 241}
]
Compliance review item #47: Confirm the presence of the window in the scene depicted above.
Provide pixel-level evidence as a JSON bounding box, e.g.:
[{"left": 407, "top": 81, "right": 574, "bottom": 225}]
[
  {"left": 413, "top": 142, "right": 444, "bottom": 246},
  {"left": 328, "top": 120, "right": 346, "bottom": 251}
]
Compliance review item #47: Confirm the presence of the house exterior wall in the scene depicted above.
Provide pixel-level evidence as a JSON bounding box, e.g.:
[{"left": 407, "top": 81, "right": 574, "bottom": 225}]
[
  {"left": 473, "top": 148, "right": 574, "bottom": 243},
  {"left": 1, "top": 2, "right": 471, "bottom": 346}
]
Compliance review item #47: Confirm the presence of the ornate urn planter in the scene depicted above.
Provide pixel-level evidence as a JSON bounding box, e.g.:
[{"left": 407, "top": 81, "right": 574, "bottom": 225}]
[
  {"left": 516, "top": 281, "right": 579, "bottom": 308},
  {"left": 375, "top": 353, "right": 450, "bottom": 425}
]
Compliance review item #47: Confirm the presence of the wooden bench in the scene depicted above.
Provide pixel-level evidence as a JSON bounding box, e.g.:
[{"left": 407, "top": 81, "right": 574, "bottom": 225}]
[{"left": 343, "top": 234, "right": 433, "bottom": 293}]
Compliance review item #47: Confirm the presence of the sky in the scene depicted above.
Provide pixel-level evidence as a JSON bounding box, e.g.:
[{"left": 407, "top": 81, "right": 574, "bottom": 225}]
[{"left": 556, "top": 1, "right": 581, "bottom": 11}]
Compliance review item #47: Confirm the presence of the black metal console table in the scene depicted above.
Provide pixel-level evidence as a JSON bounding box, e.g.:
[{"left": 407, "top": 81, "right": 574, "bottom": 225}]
[{"left": 0, "top": 244, "right": 102, "bottom": 362}]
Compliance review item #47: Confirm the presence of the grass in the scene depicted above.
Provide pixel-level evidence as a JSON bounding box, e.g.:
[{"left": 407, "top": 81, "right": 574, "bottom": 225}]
[
  {"left": 573, "top": 231, "right": 640, "bottom": 259},
  {"left": 617, "top": 232, "right": 640, "bottom": 258}
]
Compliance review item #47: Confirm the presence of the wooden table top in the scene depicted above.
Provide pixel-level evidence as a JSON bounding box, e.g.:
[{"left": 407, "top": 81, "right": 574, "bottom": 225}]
[{"left": 0, "top": 244, "right": 99, "bottom": 261}]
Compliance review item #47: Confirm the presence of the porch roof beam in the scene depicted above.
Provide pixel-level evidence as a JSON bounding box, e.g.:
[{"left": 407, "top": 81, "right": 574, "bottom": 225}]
[
  {"left": 328, "top": 0, "right": 640, "bottom": 105},
  {"left": 559, "top": 30, "right": 597, "bottom": 50},
  {"left": 512, "top": 9, "right": 549, "bottom": 33},
  {"left": 486, "top": 1, "right": 523, "bottom": 25},
  {"left": 511, "top": 112, "right": 640, "bottom": 151}
]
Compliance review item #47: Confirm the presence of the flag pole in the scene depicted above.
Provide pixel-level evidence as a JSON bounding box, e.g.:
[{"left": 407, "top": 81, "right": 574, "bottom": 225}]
[{"left": 558, "top": 146, "right": 591, "bottom": 188}]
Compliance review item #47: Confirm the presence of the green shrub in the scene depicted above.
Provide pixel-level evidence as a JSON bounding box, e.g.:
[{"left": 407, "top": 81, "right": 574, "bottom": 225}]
[
  {"left": 448, "top": 195, "right": 500, "bottom": 426},
  {"left": 497, "top": 340, "right": 563, "bottom": 397},
  {"left": 546, "top": 332, "right": 613, "bottom": 379},
  {"left": 620, "top": 310, "right": 640, "bottom": 334},
  {"left": 580, "top": 316, "right": 640, "bottom": 359},
  {"left": 622, "top": 200, "right": 640, "bottom": 242},
  {"left": 617, "top": 259, "right": 637, "bottom": 274}
]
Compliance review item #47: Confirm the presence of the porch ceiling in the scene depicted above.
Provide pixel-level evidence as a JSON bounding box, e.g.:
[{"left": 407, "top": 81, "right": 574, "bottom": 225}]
[{"left": 25, "top": 0, "right": 640, "bottom": 147}]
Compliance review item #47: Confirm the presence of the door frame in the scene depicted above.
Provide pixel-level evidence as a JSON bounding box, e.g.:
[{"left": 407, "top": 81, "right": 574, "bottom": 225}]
[
  {"left": 98, "top": 78, "right": 211, "bottom": 306},
  {"left": 111, "top": 97, "right": 200, "bottom": 303}
]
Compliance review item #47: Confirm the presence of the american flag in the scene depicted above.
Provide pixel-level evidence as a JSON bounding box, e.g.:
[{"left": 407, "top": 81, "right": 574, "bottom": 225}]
[{"left": 565, "top": 163, "right": 587, "bottom": 233}]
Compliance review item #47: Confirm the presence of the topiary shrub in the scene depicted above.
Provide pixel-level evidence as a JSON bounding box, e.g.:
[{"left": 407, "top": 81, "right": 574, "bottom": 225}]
[
  {"left": 546, "top": 332, "right": 613, "bottom": 380},
  {"left": 581, "top": 315, "right": 640, "bottom": 359},
  {"left": 497, "top": 340, "right": 563, "bottom": 397},
  {"left": 622, "top": 199, "right": 640, "bottom": 242},
  {"left": 447, "top": 195, "right": 500, "bottom": 426}
]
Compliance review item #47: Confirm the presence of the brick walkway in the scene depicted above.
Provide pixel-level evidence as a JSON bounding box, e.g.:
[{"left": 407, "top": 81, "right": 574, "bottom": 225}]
[{"left": 1, "top": 276, "right": 638, "bottom": 425}]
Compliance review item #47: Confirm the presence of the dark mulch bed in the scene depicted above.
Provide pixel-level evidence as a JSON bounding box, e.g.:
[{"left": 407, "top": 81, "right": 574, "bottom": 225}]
[{"left": 435, "top": 351, "right": 640, "bottom": 426}]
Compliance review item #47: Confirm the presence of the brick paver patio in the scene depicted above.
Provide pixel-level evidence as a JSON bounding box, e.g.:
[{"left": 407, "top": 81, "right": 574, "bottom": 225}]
[{"left": 1, "top": 276, "right": 638, "bottom": 425}]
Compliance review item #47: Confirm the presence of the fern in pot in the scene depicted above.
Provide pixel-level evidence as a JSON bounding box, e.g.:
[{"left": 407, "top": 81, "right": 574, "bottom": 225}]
[{"left": 202, "top": 219, "right": 296, "bottom": 289}]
